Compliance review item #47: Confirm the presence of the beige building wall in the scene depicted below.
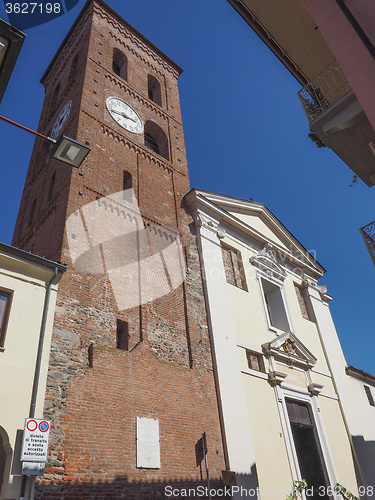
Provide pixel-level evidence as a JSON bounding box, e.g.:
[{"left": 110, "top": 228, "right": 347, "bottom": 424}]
[
  {"left": 242, "top": 374, "right": 292, "bottom": 496},
  {"left": 186, "top": 189, "right": 360, "bottom": 499},
  {"left": 345, "top": 368, "right": 375, "bottom": 489},
  {"left": 0, "top": 244, "right": 65, "bottom": 500}
]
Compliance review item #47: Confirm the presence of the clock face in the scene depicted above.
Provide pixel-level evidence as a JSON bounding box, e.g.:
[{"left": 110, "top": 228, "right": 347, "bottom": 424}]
[
  {"left": 106, "top": 97, "right": 143, "bottom": 134},
  {"left": 51, "top": 100, "right": 72, "bottom": 139}
]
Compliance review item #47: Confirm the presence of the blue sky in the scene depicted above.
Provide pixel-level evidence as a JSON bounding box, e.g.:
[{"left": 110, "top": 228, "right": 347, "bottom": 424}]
[{"left": 0, "top": 0, "right": 373, "bottom": 373}]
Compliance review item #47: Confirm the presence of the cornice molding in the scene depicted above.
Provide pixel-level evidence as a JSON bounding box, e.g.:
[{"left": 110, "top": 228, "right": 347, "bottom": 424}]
[
  {"left": 107, "top": 31, "right": 178, "bottom": 79},
  {"left": 302, "top": 278, "right": 332, "bottom": 303},
  {"left": 262, "top": 332, "right": 317, "bottom": 369},
  {"left": 308, "top": 382, "right": 324, "bottom": 396},
  {"left": 82, "top": 185, "right": 181, "bottom": 237},
  {"left": 250, "top": 243, "right": 287, "bottom": 281},
  {"left": 268, "top": 371, "right": 287, "bottom": 387},
  {"left": 346, "top": 365, "right": 375, "bottom": 384},
  {"left": 103, "top": 70, "right": 167, "bottom": 120},
  {"left": 95, "top": 4, "right": 180, "bottom": 78},
  {"left": 78, "top": 110, "right": 186, "bottom": 176},
  {"left": 302, "top": 278, "right": 328, "bottom": 296},
  {"left": 100, "top": 124, "right": 177, "bottom": 174},
  {"left": 42, "top": 8, "right": 91, "bottom": 87},
  {"left": 195, "top": 212, "right": 223, "bottom": 243}
]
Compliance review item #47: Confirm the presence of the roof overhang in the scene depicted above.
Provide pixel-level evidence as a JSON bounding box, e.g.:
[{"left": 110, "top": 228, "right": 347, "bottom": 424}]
[
  {"left": 0, "top": 242, "right": 66, "bottom": 283},
  {"left": 346, "top": 365, "right": 375, "bottom": 384},
  {"left": 0, "top": 19, "right": 25, "bottom": 102},
  {"left": 227, "top": 0, "right": 335, "bottom": 85}
]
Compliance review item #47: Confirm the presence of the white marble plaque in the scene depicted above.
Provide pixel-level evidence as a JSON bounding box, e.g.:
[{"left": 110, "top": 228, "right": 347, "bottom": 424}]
[{"left": 136, "top": 417, "right": 160, "bottom": 469}]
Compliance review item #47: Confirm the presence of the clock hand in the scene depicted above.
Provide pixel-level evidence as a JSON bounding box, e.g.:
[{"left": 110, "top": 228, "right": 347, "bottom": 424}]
[{"left": 111, "top": 109, "right": 137, "bottom": 122}]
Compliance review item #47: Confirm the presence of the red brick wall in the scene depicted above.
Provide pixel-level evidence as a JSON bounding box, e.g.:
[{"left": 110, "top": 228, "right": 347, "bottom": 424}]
[{"left": 13, "top": 1, "right": 226, "bottom": 496}]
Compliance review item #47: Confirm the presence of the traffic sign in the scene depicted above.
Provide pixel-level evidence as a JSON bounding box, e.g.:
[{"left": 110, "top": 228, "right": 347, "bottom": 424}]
[
  {"left": 39, "top": 421, "right": 49, "bottom": 432},
  {"left": 21, "top": 418, "right": 51, "bottom": 462},
  {"left": 26, "top": 420, "right": 38, "bottom": 432}
]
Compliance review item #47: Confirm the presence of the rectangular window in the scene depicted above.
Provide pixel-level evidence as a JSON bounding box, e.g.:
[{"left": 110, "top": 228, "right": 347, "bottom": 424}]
[
  {"left": 364, "top": 385, "right": 375, "bottom": 407},
  {"left": 286, "top": 400, "right": 328, "bottom": 500},
  {"left": 116, "top": 319, "right": 129, "bottom": 351},
  {"left": 246, "top": 350, "right": 264, "bottom": 372},
  {"left": 261, "top": 278, "right": 289, "bottom": 332},
  {"left": 222, "top": 246, "right": 245, "bottom": 290},
  {"left": 0, "top": 291, "right": 11, "bottom": 348}
]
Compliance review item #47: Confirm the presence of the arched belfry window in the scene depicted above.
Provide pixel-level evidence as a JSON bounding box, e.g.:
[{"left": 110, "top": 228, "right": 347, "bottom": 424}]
[
  {"left": 123, "top": 171, "right": 133, "bottom": 202},
  {"left": 144, "top": 121, "right": 169, "bottom": 160},
  {"left": 148, "top": 75, "right": 162, "bottom": 106},
  {"left": 123, "top": 171, "right": 132, "bottom": 192},
  {"left": 112, "top": 48, "right": 127, "bottom": 81},
  {"left": 145, "top": 133, "right": 159, "bottom": 155}
]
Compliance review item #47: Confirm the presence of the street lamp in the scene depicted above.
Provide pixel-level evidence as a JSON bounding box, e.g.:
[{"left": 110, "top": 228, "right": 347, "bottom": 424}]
[
  {"left": 0, "top": 114, "right": 90, "bottom": 167},
  {"left": 51, "top": 135, "right": 91, "bottom": 167}
]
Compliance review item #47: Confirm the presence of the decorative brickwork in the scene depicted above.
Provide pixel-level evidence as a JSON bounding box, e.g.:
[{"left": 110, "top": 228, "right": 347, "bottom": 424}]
[
  {"left": 294, "top": 284, "right": 310, "bottom": 321},
  {"left": 246, "top": 351, "right": 264, "bottom": 372},
  {"left": 12, "top": 1, "right": 226, "bottom": 497},
  {"left": 221, "top": 246, "right": 245, "bottom": 290}
]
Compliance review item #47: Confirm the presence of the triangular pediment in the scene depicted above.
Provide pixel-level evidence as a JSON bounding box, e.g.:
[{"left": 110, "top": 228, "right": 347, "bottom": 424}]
[
  {"left": 262, "top": 332, "right": 317, "bottom": 367},
  {"left": 226, "top": 207, "right": 291, "bottom": 251},
  {"left": 185, "top": 190, "right": 326, "bottom": 278}
]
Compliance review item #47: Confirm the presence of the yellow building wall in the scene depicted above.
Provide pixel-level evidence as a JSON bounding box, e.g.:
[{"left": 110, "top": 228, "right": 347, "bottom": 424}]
[
  {"left": 319, "top": 396, "right": 358, "bottom": 493},
  {"left": 0, "top": 255, "right": 60, "bottom": 499},
  {"left": 242, "top": 374, "right": 293, "bottom": 498},
  {"left": 200, "top": 202, "right": 359, "bottom": 494}
]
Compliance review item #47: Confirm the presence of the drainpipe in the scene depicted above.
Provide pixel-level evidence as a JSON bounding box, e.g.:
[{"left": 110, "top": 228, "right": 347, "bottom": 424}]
[
  {"left": 20, "top": 267, "right": 59, "bottom": 500},
  {"left": 29, "top": 266, "right": 59, "bottom": 418}
]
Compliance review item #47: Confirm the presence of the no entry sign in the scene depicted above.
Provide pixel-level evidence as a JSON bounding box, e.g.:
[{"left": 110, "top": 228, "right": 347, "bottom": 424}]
[{"left": 21, "top": 418, "right": 51, "bottom": 462}]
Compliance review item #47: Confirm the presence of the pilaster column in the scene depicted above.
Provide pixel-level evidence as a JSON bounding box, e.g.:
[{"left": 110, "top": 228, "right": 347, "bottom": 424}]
[{"left": 195, "top": 211, "right": 259, "bottom": 494}]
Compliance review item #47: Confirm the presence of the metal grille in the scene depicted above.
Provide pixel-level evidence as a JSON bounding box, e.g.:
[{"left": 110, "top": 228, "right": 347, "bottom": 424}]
[
  {"left": 144, "top": 132, "right": 160, "bottom": 155},
  {"left": 360, "top": 220, "right": 375, "bottom": 266},
  {"left": 297, "top": 60, "right": 351, "bottom": 121}
]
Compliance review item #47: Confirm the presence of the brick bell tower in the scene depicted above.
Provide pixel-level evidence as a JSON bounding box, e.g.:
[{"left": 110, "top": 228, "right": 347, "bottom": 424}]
[{"left": 12, "top": 0, "right": 226, "bottom": 496}]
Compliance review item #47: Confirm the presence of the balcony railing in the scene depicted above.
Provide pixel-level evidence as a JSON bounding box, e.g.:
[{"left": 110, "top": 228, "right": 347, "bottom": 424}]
[
  {"left": 297, "top": 61, "right": 351, "bottom": 122},
  {"left": 360, "top": 220, "right": 375, "bottom": 266}
]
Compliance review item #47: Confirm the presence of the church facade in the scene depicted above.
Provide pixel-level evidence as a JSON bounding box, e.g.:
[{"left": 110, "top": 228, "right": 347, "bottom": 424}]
[{"left": 185, "top": 189, "right": 361, "bottom": 499}]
